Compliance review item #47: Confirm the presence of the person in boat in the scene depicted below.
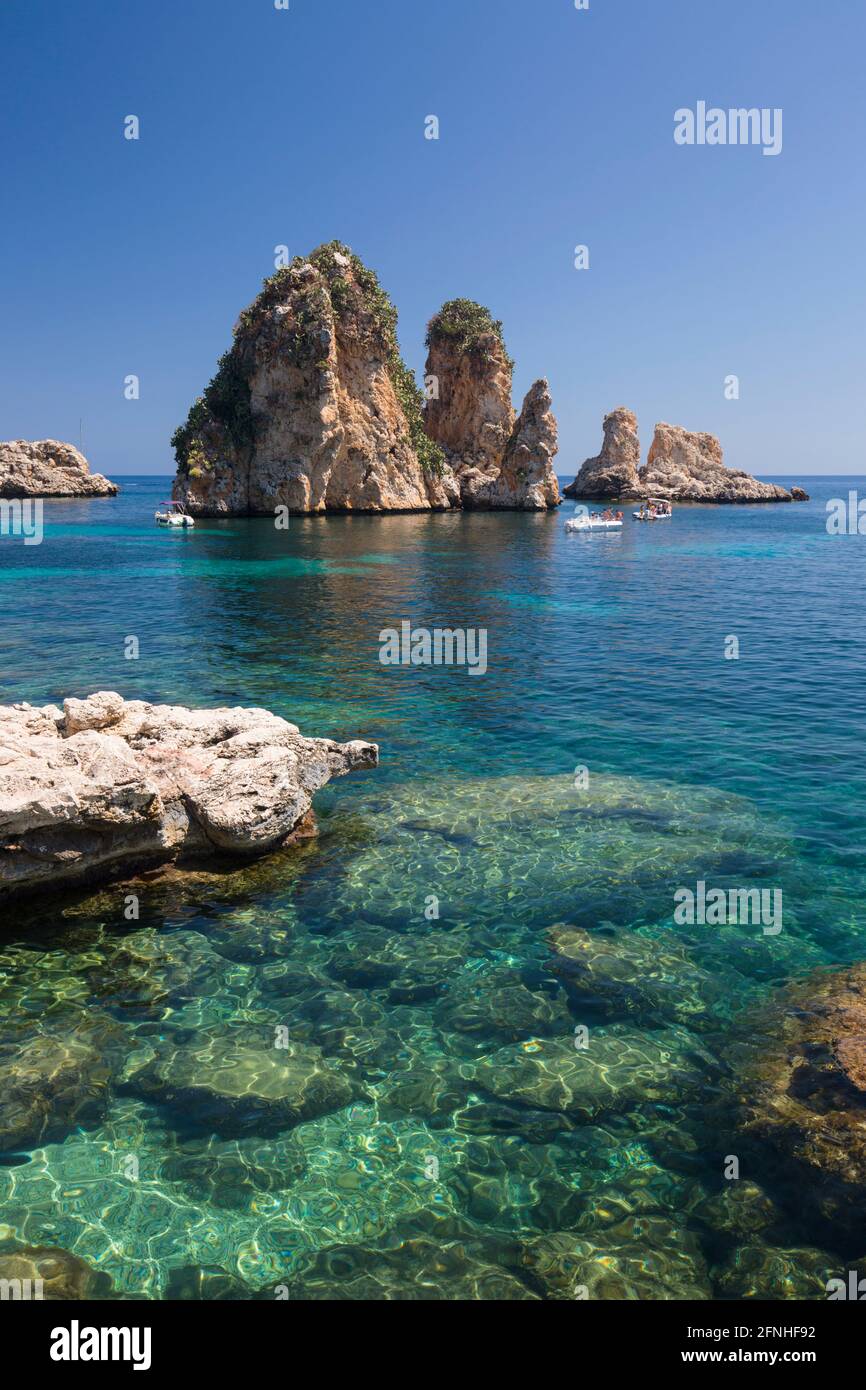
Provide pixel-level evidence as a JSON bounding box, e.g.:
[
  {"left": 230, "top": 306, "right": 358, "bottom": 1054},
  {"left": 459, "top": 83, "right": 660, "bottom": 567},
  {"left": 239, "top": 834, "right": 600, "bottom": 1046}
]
[{"left": 615, "top": 510, "right": 623, "bottom": 521}]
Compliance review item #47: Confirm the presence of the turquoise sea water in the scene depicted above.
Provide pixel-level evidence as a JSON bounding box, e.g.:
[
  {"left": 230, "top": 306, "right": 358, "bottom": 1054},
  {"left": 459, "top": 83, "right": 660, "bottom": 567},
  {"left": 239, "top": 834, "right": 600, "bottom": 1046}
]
[{"left": 1, "top": 476, "right": 864, "bottom": 1299}]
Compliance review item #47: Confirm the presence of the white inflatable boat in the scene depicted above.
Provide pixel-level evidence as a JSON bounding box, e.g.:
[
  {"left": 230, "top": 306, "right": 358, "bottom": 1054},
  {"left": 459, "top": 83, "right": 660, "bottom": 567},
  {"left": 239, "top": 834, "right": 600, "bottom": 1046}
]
[
  {"left": 565, "top": 515, "right": 623, "bottom": 532},
  {"left": 632, "top": 499, "right": 672, "bottom": 522}
]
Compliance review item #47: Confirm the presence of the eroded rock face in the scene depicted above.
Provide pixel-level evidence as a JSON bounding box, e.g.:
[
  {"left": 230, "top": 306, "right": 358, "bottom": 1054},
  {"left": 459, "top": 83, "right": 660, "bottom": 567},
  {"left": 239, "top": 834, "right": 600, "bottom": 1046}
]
[
  {"left": 0, "top": 440, "right": 117, "bottom": 498},
  {"left": 171, "top": 243, "right": 450, "bottom": 516},
  {"left": 0, "top": 693, "right": 377, "bottom": 900},
  {"left": 791, "top": 487, "right": 810, "bottom": 501},
  {"left": 642, "top": 423, "right": 792, "bottom": 502},
  {"left": 423, "top": 301, "right": 560, "bottom": 510},
  {"left": 563, "top": 407, "right": 641, "bottom": 500}
]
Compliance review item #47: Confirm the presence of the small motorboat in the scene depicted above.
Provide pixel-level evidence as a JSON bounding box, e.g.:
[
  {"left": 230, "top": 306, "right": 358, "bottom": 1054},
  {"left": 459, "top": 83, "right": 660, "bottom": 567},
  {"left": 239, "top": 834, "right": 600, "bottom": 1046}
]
[
  {"left": 633, "top": 499, "right": 672, "bottom": 522},
  {"left": 565, "top": 510, "right": 624, "bottom": 532},
  {"left": 155, "top": 500, "right": 196, "bottom": 528}
]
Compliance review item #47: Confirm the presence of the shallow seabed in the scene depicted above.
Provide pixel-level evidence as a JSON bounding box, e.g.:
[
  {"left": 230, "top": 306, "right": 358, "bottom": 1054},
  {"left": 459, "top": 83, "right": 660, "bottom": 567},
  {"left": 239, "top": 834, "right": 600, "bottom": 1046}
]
[{"left": 1, "top": 476, "right": 864, "bottom": 1299}]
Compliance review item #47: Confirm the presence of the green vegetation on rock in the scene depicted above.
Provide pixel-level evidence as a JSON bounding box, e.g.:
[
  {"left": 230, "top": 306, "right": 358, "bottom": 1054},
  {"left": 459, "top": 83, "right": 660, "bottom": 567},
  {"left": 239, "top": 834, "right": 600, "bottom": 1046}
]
[
  {"left": 426, "top": 298, "right": 512, "bottom": 367},
  {"left": 171, "top": 351, "right": 252, "bottom": 470}
]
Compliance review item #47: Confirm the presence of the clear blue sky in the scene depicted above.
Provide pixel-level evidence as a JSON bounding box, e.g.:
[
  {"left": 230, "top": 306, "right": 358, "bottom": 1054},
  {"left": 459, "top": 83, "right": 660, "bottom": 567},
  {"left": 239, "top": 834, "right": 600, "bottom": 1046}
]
[{"left": 1, "top": 0, "right": 863, "bottom": 478}]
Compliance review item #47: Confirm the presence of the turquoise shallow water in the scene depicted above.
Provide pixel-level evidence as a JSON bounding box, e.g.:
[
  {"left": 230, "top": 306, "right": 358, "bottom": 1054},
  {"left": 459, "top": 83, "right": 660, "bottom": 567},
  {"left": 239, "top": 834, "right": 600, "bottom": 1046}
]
[{"left": 1, "top": 476, "right": 864, "bottom": 1299}]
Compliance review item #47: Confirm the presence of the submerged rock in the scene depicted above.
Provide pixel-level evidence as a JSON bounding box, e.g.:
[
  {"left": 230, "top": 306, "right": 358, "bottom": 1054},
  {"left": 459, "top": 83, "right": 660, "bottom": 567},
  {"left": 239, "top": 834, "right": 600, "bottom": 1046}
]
[
  {"left": 548, "top": 923, "right": 723, "bottom": 1030},
  {"left": 733, "top": 963, "right": 866, "bottom": 1239},
  {"left": 642, "top": 423, "right": 792, "bottom": 503},
  {"left": 0, "top": 1021, "right": 116, "bottom": 1151},
  {"left": 423, "top": 299, "right": 560, "bottom": 510},
  {"left": 270, "top": 1233, "right": 538, "bottom": 1300},
  {"left": 0, "top": 440, "right": 117, "bottom": 498},
  {"left": 563, "top": 406, "right": 642, "bottom": 500},
  {"left": 297, "top": 770, "right": 785, "bottom": 938},
  {"left": 0, "top": 692, "right": 377, "bottom": 900},
  {"left": 128, "top": 1027, "right": 361, "bottom": 1135},
  {"left": 520, "top": 1215, "right": 712, "bottom": 1300},
  {"left": 713, "top": 1244, "right": 843, "bottom": 1301},
  {"left": 164, "top": 1264, "right": 252, "bottom": 1300},
  {"left": 0, "top": 1243, "right": 113, "bottom": 1299},
  {"left": 473, "top": 1026, "right": 717, "bottom": 1121}
]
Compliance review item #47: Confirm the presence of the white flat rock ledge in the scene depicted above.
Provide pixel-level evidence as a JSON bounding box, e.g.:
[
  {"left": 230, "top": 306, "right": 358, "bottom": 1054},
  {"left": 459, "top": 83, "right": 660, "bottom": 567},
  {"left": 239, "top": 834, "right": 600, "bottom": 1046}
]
[{"left": 0, "top": 692, "right": 378, "bottom": 901}]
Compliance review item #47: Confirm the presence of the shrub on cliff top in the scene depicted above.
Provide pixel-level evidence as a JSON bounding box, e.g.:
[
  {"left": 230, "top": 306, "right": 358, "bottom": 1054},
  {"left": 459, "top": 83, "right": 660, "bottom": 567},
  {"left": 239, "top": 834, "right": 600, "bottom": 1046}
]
[{"left": 426, "top": 298, "right": 512, "bottom": 366}]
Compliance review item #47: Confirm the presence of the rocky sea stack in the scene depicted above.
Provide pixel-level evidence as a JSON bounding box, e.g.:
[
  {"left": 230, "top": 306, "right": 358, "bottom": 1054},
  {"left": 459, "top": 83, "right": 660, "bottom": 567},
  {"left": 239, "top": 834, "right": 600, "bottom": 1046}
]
[
  {"left": 563, "top": 406, "right": 641, "bottom": 501},
  {"left": 565, "top": 414, "right": 794, "bottom": 503},
  {"left": 0, "top": 440, "right": 117, "bottom": 498},
  {"left": 172, "top": 246, "right": 559, "bottom": 515},
  {"left": 423, "top": 299, "right": 560, "bottom": 510},
  {"left": 642, "top": 423, "right": 792, "bottom": 503},
  {"left": 0, "top": 693, "right": 377, "bottom": 900}
]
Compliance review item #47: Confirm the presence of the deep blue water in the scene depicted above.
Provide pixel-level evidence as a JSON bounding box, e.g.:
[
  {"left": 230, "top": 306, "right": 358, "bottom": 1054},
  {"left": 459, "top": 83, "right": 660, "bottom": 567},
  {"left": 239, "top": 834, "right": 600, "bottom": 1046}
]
[{"left": 1, "top": 475, "right": 864, "bottom": 1299}]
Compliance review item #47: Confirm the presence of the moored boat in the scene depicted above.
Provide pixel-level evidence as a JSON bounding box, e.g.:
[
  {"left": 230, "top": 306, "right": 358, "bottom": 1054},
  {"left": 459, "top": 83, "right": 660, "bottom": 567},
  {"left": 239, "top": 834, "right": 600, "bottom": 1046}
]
[
  {"left": 155, "top": 500, "right": 196, "bottom": 528},
  {"left": 633, "top": 498, "right": 672, "bottom": 522}
]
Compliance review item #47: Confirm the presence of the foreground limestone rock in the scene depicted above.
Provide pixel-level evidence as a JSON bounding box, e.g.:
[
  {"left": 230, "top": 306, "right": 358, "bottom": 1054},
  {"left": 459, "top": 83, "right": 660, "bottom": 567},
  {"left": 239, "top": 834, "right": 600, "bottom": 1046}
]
[
  {"left": 0, "top": 440, "right": 117, "bottom": 498},
  {"left": 171, "top": 242, "right": 453, "bottom": 516},
  {"left": 0, "top": 692, "right": 377, "bottom": 899},
  {"left": 423, "top": 300, "right": 560, "bottom": 509},
  {"left": 642, "top": 423, "right": 792, "bottom": 502},
  {"left": 563, "top": 407, "right": 641, "bottom": 501}
]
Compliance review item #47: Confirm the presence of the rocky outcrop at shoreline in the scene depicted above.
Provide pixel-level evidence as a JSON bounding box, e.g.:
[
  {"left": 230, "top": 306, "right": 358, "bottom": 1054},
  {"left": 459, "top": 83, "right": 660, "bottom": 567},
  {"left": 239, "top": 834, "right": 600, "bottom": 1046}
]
[
  {"left": 642, "top": 423, "right": 792, "bottom": 503},
  {"left": 565, "top": 413, "right": 794, "bottom": 503},
  {"left": 0, "top": 693, "right": 377, "bottom": 900},
  {"left": 171, "top": 248, "right": 559, "bottom": 515},
  {"left": 563, "top": 406, "right": 641, "bottom": 501},
  {"left": 0, "top": 440, "right": 117, "bottom": 498},
  {"left": 423, "top": 300, "right": 560, "bottom": 510}
]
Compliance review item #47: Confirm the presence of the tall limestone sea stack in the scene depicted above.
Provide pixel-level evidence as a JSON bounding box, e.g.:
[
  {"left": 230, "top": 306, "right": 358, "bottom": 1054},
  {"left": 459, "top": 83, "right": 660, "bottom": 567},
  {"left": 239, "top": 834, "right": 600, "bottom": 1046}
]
[
  {"left": 171, "top": 246, "right": 559, "bottom": 515},
  {"left": 172, "top": 243, "right": 449, "bottom": 515},
  {"left": 0, "top": 440, "right": 117, "bottom": 498},
  {"left": 423, "top": 300, "right": 560, "bottom": 510}
]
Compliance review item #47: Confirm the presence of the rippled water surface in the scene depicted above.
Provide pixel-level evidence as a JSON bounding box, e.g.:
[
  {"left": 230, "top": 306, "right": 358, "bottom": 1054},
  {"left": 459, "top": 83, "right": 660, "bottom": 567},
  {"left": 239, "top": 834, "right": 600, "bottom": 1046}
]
[{"left": 1, "top": 476, "right": 864, "bottom": 1299}]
